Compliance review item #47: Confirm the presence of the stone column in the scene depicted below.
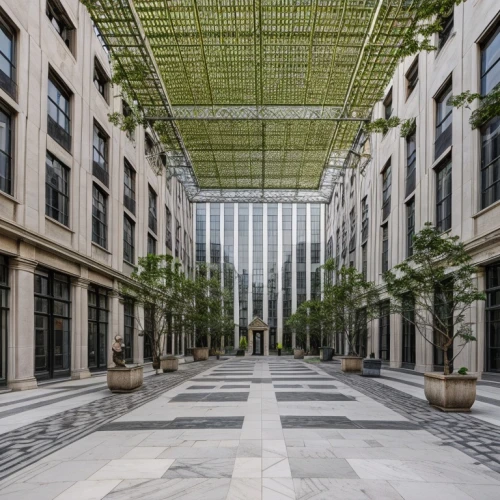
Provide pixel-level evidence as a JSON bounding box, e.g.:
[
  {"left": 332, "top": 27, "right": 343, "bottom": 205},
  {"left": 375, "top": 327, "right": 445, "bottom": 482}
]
[
  {"left": 71, "top": 278, "right": 91, "bottom": 380},
  {"left": 248, "top": 329, "right": 253, "bottom": 354},
  {"left": 292, "top": 331, "right": 296, "bottom": 349},
  {"left": 8, "top": 257, "right": 38, "bottom": 391},
  {"left": 264, "top": 330, "right": 269, "bottom": 356},
  {"left": 390, "top": 313, "right": 402, "bottom": 368},
  {"left": 108, "top": 290, "right": 121, "bottom": 367},
  {"left": 181, "top": 324, "right": 185, "bottom": 356}
]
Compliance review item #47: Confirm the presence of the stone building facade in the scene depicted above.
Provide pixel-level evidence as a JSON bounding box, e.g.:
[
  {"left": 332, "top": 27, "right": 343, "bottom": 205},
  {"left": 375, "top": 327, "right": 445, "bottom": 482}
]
[
  {"left": 326, "top": 0, "right": 500, "bottom": 377},
  {"left": 0, "top": 0, "right": 193, "bottom": 389}
]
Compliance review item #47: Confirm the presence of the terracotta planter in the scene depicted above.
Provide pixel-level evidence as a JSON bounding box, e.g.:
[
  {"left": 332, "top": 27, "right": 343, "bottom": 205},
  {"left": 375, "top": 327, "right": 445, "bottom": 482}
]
[
  {"left": 160, "top": 355, "right": 179, "bottom": 372},
  {"left": 424, "top": 372, "right": 477, "bottom": 412},
  {"left": 192, "top": 347, "right": 209, "bottom": 361},
  {"left": 340, "top": 356, "right": 363, "bottom": 373},
  {"left": 294, "top": 349, "right": 305, "bottom": 359},
  {"left": 107, "top": 366, "right": 143, "bottom": 393}
]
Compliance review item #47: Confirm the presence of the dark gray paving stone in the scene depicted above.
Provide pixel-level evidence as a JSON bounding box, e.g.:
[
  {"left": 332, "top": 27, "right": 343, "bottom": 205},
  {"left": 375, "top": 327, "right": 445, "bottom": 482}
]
[
  {"left": 273, "top": 384, "right": 303, "bottom": 388},
  {"left": 187, "top": 386, "right": 216, "bottom": 390},
  {"left": 308, "top": 384, "right": 338, "bottom": 389},
  {"left": 99, "top": 417, "right": 245, "bottom": 431},
  {"left": 272, "top": 377, "right": 333, "bottom": 381},
  {"left": 275, "top": 392, "right": 354, "bottom": 402},
  {"left": 221, "top": 385, "right": 251, "bottom": 389},
  {"left": 196, "top": 378, "right": 273, "bottom": 383},
  {"left": 169, "top": 392, "right": 249, "bottom": 402},
  {"left": 353, "top": 420, "right": 421, "bottom": 430},
  {"left": 281, "top": 416, "right": 357, "bottom": 429}
]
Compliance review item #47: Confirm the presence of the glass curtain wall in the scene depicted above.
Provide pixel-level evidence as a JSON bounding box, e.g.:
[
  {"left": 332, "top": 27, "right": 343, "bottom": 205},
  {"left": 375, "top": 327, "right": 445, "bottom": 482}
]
[
  {"left": 252, "top": 204, "right": 263, "bottom": 319},
  {"left": 210, "top": 203, "right": 220, "bottom": 269},
  {"left": 296, "top": 205, "right": 307, "bottom": 307},
  {"left": 238, "top": 204, "right": 249, "bottom": 339},
  {"left": 268, "top": 204, "right": 278, "bottom": 349},
  {"left": 486, "top": 263, "right": 500, "bottom": 372},
  {"left": 196, "top": 204, "right": 206, "bottom": 263},
  {"left": 35, "top": 268, "right": 71, "bottom": 379},
  {"left": 311, "top": 205, "right": 321, "bottom": 300},
  {"left": 124, "top": 301, "right": 134, "bottom": 363},
  {"left": 224, "top": 204, "right": 235, "bottom": 348},
  {"left": 282, "top": 204, "right": 293, "bottom": 347}
]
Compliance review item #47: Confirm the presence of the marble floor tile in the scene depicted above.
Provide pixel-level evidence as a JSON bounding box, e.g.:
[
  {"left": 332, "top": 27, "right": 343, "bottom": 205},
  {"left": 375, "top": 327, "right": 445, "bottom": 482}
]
[
  {"left": 89, "top": 459, "right": 175, "bottom": 480},
  {"left": 232, "top": 457, "right": 262, "bottom": 478},
  {"left": 346, "top": 459, "right": 424, "bottom": 481},
  {"left": 263, "top": 478, "right": 296, "bottom": 499},
  {"left": 456, "top": 483, "right": 500, "bottom": 500},
  {"left": 163, "top": 458, "right": 235, "bottom": 478},
  {"left": 26, "top": 460, "right": 110, "bottom": 483},
  {"left": 263, "top": 440, "right": 288, "bottom": 458},
  {"left": 159, "top": 447, "right": 237, "bottom": 459},
  {"left": 122, "top": 447, "right": 167, "bottom": 459},
  {"left": 293, "top": 478, "right": 403, "bottom": 500},
  {"left": 390, "top": 481, "right": 474, "bottom": 500},
  {"left": 288, "top": 458, "right": 357, "bottom": 479},
  {"left": 262, "top": 458, "right": 292, "bottom": 478},
  {"left": 237, "top": 439, "right": 263, "bottom": 457},
  {"left": 0, "top": 482, "right": 75, "bottom": 500},
  {"left": 53, "top": 480, "right": 121, "bottom": 500},
  {"left": 227, "top": 478, "right": 262, "bottom": 500}
]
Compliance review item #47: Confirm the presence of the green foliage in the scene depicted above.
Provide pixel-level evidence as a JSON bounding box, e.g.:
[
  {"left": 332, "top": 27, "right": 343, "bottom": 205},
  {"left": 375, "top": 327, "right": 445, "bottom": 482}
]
[
  {"left": 396, "top": 1, "right": 467, "bottom": 59},
  {"left": 239, "top": 336, "right": 248, "bottom": 350},
  {"left": 276, "top": 343, "right": 283, "bottom": 350},
  {"left": 321, "top": 259, "right": 380, "bottom": 356},
  {"left": 364, "top": 117, "right": 416, "bottom": 137},
  {"left": 449, "top": 86, "right": 500, "bottom": 129},
  {"left": 385, "top": 223, "right": 485, "bottom": 375},
  {"left": 286, "top": 298, "right": 327, "bottom": 350},
  {"left": 457, "top": 366, "right": 469, "bottom": 375},
  {"left": 121, "top": 254, "right": 187, "bottom": 368}
]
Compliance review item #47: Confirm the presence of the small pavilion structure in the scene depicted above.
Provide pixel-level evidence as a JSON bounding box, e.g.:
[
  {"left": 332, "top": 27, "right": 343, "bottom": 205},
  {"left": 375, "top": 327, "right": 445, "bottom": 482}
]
[{"left": 247, "top": 317, "right": 269, "bottom": 356}]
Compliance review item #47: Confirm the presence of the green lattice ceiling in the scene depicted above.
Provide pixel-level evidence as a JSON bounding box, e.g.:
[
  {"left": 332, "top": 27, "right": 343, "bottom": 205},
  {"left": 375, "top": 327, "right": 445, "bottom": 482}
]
[{"left": 86, "top": 0, "right": 418, "bottom": 191}]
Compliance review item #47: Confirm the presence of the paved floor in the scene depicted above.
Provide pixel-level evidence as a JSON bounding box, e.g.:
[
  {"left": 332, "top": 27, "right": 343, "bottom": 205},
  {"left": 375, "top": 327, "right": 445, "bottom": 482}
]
[{"left": 0, "top": 359, "right": 499, "bottom": 499}]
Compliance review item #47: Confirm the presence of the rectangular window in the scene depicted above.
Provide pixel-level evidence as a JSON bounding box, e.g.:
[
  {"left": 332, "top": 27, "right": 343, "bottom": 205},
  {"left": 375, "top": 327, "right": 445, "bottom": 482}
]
[
  {"left": 166, "top": 206, "right": 172, "bottom": 250},
  {"left": 34, "top": 268, "right": 71, "bottom": 379},
  {"left": 0, "top": 255, "right": 9, "bottom": 384},
  {"left": 437, "top": 10, "right": 454, "bottom": 51},
  {"left": 210, "top": 203, "right": 221, "bottom": 265},
  {"left": 0, "top": 104, "right": 13, "bottom": 195},
  {"left": 46, "top": 0, "right": 75, "bottom": 52},
  {"left": 402, "top": 294, "right": 416, "bottom": 367},
  {"left": 92, "top": 123, "right": 109, "bottom": 186},
  {"left": 88, "top": 286, "right": 108, "bottom": 370},
  {"left": 436, "top": 158, "right": 452, "bottom": 232},
  {"left": 92, "top": 184, "right": 107, "bottom": 248},
  {"left": 282, "top": 204, "right": 292, "bottom": 345},
  {"left": 361, "top": 197, "right": 368, "bottom": 243},
  {"left": 147, "top": 234, "right": 156, "bottom": 255},
  {"left": 349, "top": 208, "right": 356, "bottom": 252},
  {"left": 123, "top": 160, "right": 135, "bottom": 215},
  {"left": 253, "top": 204, "right": 264, "bottom": 317},
  {"left": 123, "top": 301, "right": 134, "bottom": 363},
  {"left": 311, "top": 204, "right": 321, "bottom": 264},
  {"left": 123, "top": 214, "right": 135, "bottom": 264},
  {"left": 341, "top": 219, "right": 347, "bottom": 257},
  {"left": 405, "top": 128, "right": 416, "bottom": 197},
  {"left": 196, "top": 204, "right": 206, "bottom": 262},
  {"left": 362, "top": 243, "right": 367, "bottom": 281},
  {"left": 93, "top": 58, "right": 108, "bottom": 102},
  {"left": 406, "top": 57, "right": 418, "bottom": 98},
  {"left": 381, "top": 224, "right": 389, "bottom": 273},
  {"left": 486, "top": 263, "right": 500, "bottom": 372},
  {"left": 45, "top": 151, "right": 69, "bottom": 226},
  {"left": 382, "top": 161, "right": 391, "bottom": 220},
  {"left": 435, "top": 81, "right": 452, "bottom": 159},
  {"left": 48, "top": 74, "right": 71, "bottom": 151},
  {"left": 267, "top": 204, "right": 277, "bottom": 329},
  {"left": 379, "top": 301, "right": 391, "bottom": 361},
  {"left": 296, "top": 205, "right": 306, "bottom": 308},
  {"left": 0, "top": 15, "right": 17, "bottom": 99},
  {"left": 175, "top": 221, "right": 181, "bottom": 258},
  {"left": 148, "top": 185, "right": 157, "bottom": 234},
  {"left": 480, "top": 26, "right": 500, "bottom": 209},
  {"left": 383, "top": 88, "right": 392, "bottom": 121},
  {"left": 406, "top": 197, "right": 415, "bottom": 258}
]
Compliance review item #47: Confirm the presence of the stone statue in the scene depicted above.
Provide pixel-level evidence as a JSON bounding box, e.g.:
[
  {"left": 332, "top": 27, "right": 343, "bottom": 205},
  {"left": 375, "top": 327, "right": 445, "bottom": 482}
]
[{"left": 112, "top": 335, "right": 126, "bottom": 367}]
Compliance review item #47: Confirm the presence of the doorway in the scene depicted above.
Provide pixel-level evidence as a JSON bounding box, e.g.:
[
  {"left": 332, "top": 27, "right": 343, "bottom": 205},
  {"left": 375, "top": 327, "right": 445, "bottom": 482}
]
[{"left": 253, "top": 331, "right": 262, "bottom": 355}]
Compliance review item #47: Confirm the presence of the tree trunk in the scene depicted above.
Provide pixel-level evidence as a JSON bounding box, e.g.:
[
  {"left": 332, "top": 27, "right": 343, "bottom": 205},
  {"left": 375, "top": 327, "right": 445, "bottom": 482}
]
[{"left": 443, "top": 348, "right": 450, "bottom": 375}]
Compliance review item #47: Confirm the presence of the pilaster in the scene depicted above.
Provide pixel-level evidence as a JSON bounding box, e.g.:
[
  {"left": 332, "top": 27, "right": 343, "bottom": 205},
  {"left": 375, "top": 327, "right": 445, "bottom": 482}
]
[{"left": 71, "top": 277, "right": 91, "bottom": 380}]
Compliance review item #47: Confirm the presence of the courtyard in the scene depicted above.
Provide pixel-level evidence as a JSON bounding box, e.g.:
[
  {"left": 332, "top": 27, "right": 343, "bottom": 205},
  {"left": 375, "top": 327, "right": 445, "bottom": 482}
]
[{"left": 0, "top": 358, "right": 499, "bottom": 500}]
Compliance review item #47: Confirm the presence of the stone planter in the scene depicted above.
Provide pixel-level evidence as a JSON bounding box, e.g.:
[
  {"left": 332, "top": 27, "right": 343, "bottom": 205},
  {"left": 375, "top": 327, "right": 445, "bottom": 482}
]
[
  {"left": 340, "top": 356, "right": 363, "bottom": 373},
  {"left": 192, "top": 347, "right": 209, "bottom": 361},
  {"left": 107, "top": 366, "right": 143, "bottom": 393},
  {"left": 424, "top": 372, "right": 477, "bottom": 412},
  {"left": 362, "top": 358, "right": 382, "bottom": 377},
  {"left": 319, "top": 347, "right": 333, "bottom": 362},
  {"left": 277, "top": 349, "right": 282, "bottom": 356},
  {"left": 161, "top": 355, "right": 179, "bottom": 372},
  {"left": 294, "top": 349, "right": 305, "bottom": 359}
]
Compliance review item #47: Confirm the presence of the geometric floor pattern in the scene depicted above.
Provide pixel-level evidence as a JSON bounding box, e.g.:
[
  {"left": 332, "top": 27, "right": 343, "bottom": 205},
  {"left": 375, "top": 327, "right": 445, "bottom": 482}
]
[{"left": 1, "top": 358, "right": 499, "bottom": 499}]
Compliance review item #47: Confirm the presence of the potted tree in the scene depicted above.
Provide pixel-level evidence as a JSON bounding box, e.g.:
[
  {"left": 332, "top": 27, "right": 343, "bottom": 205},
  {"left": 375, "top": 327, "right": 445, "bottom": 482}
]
[
  {"left": 323, "top": 259, "right": 379, "bottom": 373},
  {"left": 237, "top": 336, "right": 247, "bottom": 356},
  {"left": 121, "top": 254, "right": 185, "bottom": 374},
  {"left": 385, "top": 224, "right": 485, "bottom": 411},
  {"left": 277, "top": 343, "right": 282, "bottom": 356}
]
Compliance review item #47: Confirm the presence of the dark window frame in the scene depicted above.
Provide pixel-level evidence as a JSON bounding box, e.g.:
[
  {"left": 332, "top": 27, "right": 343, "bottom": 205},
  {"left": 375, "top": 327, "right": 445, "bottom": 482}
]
[
  {"left": 47, "top": 72, "right": 71, "bottom": 152},
  {"left": 0, "top": 102, "right": 13, "bottom": 195},
  {"left": 405, "top": 127, "right": 416, "bottom": 197},
  {"left": 123, "top": 159, "right": 136, "bottom": 215},
  {"left": 383, "top": 88, "right": 393, "bottom": 121},
  {"left": 0, "top": 14, "right": 17, "bottom": 100},
  {"left": 92, "top": 122, "right": 109, "bottom": 186},
  {"left": 406, "top": 57, "right": 418, "bottom": 98},
  {"left": 148, "top": 185, "right": 157, "bottom": 234},
  {"left": 92, "top": 184, "right": 107, "bottom": 249},
  {"left": 0, "top": 255, "right": 9, "bottom": 384},
  {"left": 93, "top": 57, "right": 109, "bottom": 102},
  {"left": 45, "top": 151, "right": 70, "bottom": 226},
  {"left": 381, "top": 223, "right": 389, "bottom": 274},
  {"left": 379, "top": 300, "right": 391, "bottom": 361},
  {"left": 166, "top": 206, "right": 172, "bottom": 250},
  {"left": 46, "top": 0, "right": 75, "bottom": 53},
  {"left": 88, "top": 285, "right": 108, "bottom": 370},
  {"left": 434, "top": 80, "right": 453, "bottom": 159},
  {"left": 123, "top": 214, "right": 135, "bottom": 264},
  {"left": 123, "top": 301, "right": 134, "bottom": 363},
  {"left": 406, "top": 197, "right": 415, "bottom": 258},
  {"left": 147, "top": 233, "right": 157, "bottom": 255},
  {"left": 436, "top": 157, "right": 452, "bottom": 233},
  {"left": 437, "top": 10, "right": 454, "bottom": 52},
  {"left": 382, "top": 160, "right": 392, "bottom": 221},
  {"left": 361, "top": 196, "right": 369, "bottom": 243}
]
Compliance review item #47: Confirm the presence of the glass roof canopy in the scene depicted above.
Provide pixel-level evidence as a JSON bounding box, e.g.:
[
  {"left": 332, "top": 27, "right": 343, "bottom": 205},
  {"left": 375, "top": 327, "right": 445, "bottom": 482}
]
[{"left": 86, "top": 0, "right": 418, "bottom": 203}]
